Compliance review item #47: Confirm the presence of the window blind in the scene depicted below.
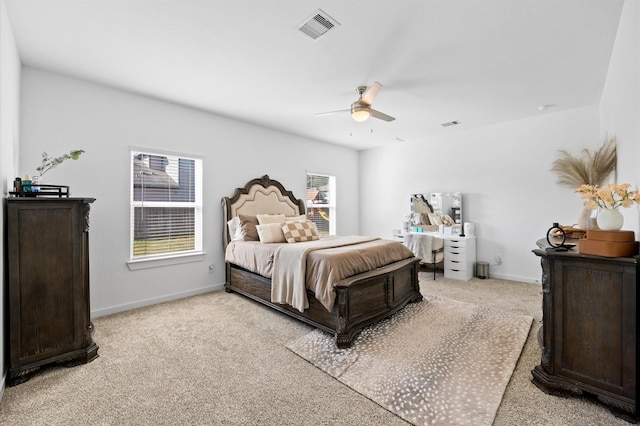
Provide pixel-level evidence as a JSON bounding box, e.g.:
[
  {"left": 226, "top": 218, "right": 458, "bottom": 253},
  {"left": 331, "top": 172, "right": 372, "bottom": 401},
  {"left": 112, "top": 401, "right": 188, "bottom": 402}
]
[{"left": 306, "top": 173, "right": 336, "bottom": 236}]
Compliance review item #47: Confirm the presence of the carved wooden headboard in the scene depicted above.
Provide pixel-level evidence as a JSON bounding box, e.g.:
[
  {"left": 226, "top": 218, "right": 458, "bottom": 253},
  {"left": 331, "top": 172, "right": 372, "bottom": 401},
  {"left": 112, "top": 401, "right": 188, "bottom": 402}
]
[{"left": 221, "top": 175, "right": 306, "bottom": 246}]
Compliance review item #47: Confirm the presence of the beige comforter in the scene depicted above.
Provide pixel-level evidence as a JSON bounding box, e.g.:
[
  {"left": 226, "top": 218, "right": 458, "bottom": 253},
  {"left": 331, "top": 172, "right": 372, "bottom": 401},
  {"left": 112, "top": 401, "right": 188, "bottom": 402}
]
[
  {"left": 225, "top": 236, "right": 414, "bottom": 313},
  {"left": 225, "top": 240, "right": 277, "bottom": 278}
]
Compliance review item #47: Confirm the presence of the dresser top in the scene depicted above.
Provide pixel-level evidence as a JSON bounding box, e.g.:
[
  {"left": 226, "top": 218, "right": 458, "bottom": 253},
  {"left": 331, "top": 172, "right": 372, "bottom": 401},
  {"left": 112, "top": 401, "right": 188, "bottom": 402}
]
[
  {"left": 414, "top": 231, "right": 476, "bottom": 240},
  {"left": 532, "top": 248, "right": 639, "bottom": 263},
  {"left": 7, "top": 197, "right": 95, "bottom": 203}
]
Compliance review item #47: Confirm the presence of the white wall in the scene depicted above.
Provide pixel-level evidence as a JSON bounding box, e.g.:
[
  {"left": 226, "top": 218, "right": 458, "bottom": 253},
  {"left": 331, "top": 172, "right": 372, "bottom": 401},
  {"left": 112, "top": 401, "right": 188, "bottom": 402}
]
[
  {"left": 358, "top": 1, "right": 639, "bottom": 283},
  {"left": 0, "top": 0, "right": 21, "bottom": 396},
  {"left": 359, "top": 105, "right": 603, "bottom": 283},
  {"left": 19, "top": 68, "right": 360, "bottom": 317},
  {"left": 600, "top": 0, "right": 640, "bottom": 237}
]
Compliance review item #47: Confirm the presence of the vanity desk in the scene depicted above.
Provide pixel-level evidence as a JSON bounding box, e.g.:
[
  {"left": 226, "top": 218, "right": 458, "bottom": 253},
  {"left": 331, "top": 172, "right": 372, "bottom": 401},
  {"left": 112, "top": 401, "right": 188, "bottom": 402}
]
[
  {"left": 399, "top": 191, "right": 476, "bottom": 280},
  {"left": 395, "top": 231, "right": 476, "bottom": 281}
]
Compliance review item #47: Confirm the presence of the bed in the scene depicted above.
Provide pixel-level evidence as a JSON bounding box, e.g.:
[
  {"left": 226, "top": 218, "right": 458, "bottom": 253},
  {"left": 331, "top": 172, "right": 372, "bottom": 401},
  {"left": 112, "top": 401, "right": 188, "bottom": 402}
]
[{"left": 222, "top": 175, "right": 422, "bottom": 348}]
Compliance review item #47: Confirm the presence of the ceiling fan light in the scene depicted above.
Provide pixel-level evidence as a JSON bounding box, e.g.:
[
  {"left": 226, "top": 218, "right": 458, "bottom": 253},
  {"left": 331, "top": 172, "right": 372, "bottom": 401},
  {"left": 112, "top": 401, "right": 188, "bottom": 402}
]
[{"left": 351, "top": 106, "right": 371, "bottom": 122}]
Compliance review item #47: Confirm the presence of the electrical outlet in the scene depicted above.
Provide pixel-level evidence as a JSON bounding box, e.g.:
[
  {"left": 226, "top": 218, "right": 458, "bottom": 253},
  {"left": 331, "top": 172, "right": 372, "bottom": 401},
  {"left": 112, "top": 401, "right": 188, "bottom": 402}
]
[
  {"left": 495, "top": 254, "right": 502, "bottom": 265},
  {"left": 208, "top": 264, "right": 215, "bottom": 273}
]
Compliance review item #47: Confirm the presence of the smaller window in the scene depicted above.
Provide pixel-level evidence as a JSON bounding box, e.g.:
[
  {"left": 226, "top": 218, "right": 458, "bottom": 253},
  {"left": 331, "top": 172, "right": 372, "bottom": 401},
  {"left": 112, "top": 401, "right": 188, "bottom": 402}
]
[
  {"left": 306, "top": 173, "right": 336, "bottom": 236},
  {"left": 130, "top": 149, "right": 203, "bottom": 261}
]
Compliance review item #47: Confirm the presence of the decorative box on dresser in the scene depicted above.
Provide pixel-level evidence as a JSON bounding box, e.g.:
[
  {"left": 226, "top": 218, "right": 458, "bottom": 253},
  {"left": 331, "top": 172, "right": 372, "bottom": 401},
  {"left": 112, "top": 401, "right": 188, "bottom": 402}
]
[
  {"left": 532, "top": 249, "right": 637, "bottom": 422},
  {"left": 443, "top": 236, "right": 476, "bottom": 281},
  {"left": 6, "top": 198, "right": 99, "bottom": 386}
]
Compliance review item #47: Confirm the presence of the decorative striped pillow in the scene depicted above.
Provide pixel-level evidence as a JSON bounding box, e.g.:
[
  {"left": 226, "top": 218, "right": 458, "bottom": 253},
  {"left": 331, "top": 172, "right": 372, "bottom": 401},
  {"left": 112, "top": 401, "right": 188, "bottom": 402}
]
[{"left": 281, "top": 220, "right": 319, "bottom": 243}]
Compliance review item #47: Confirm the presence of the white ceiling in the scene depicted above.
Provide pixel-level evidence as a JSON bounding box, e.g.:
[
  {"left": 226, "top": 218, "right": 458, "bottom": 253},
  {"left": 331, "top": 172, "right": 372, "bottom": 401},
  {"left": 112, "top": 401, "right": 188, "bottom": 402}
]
[{"left": 5, "top": 0, "right": 624, "bottom": 151}]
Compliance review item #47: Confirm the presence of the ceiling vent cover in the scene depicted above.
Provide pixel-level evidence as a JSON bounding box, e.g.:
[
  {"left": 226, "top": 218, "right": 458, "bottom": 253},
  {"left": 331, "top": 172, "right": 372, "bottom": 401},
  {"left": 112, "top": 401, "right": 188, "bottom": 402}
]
[{"left": 298, "top": 9, "right": 340, "bottom": 39}]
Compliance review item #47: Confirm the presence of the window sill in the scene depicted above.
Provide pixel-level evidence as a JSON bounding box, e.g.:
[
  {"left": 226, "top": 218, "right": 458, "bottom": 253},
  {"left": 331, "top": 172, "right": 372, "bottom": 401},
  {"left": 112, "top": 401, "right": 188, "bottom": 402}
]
[{"left": 127, "top": 252, "right": 206, "bottom": 271}]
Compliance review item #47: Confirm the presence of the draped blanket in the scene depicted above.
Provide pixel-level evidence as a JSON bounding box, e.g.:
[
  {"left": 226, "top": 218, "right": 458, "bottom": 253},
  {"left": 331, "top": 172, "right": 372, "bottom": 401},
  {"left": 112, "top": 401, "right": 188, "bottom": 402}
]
[
  {"left": 403, "top": 232, "right": 444, "bottom": 264},
  {"left": 271, "top": 236, "right": 378, "bottom": 313}
]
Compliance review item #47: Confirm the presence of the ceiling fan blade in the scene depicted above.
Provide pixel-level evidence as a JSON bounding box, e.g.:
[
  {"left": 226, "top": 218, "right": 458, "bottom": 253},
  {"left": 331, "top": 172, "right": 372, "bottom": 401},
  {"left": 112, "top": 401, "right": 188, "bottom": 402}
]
[
  {"left": 315, "top": 109, "right": 350, "bottom": 117},
  {"left": 370, "top": 108, "right": 395, "bottom": 122},
  {"left": 361, "top": 81, "right": 383, "bottom": 105}
]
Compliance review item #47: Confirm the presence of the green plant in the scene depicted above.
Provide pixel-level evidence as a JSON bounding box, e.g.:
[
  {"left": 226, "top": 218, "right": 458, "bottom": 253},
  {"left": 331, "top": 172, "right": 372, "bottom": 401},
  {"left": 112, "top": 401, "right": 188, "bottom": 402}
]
[{"left": 36, "top": 149, "right": 85, "bottom": 177}]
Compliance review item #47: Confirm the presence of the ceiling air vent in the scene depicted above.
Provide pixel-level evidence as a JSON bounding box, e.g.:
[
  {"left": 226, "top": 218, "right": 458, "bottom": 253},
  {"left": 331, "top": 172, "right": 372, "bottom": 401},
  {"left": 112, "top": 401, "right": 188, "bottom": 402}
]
[
  {"left": 441, "top": 120, "right": 461, "bottom": 127},
  {"left": 298, "top": 9, "right": 340, "bottom": 40}
]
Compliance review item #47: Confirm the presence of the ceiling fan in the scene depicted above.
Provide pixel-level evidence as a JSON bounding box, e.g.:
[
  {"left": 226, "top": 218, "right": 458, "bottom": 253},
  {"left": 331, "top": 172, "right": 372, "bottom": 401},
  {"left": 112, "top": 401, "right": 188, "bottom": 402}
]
[{"left": 316, "top": 82, "right": 396, "bottom": 122}]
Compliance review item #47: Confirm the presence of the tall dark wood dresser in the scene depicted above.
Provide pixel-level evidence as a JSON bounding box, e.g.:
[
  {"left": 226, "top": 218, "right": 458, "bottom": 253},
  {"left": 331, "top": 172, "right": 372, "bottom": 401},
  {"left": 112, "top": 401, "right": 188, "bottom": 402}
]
[
  {"left": 532, "top": 249, "right": 637, "bottom": 422},
  {"left": 6, "top": 198, "right": 98, "bottom": 386}
]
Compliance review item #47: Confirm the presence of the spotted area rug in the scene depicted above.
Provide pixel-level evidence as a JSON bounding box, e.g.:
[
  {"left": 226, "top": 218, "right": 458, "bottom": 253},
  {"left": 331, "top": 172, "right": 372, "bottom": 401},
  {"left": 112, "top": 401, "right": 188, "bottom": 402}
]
[{"left": 286, "top": 296, "right": 532, "bottom": 426}]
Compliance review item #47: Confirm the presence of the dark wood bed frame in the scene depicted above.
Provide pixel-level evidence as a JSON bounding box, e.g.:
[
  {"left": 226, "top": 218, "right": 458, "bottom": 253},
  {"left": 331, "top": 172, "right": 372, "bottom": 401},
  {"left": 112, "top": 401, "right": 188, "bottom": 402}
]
[{"left": 222, "top": 175, "right": 422, "bottom": 348}]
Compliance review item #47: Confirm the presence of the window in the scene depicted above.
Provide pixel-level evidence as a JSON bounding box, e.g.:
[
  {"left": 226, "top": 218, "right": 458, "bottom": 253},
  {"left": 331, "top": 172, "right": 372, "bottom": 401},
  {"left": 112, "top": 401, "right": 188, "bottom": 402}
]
[
  {"left": 130, "top": 149, "right": 203, "bottom": 261},
  {"left": 306, "top": 173, "right": 336, "bottom": 236}
]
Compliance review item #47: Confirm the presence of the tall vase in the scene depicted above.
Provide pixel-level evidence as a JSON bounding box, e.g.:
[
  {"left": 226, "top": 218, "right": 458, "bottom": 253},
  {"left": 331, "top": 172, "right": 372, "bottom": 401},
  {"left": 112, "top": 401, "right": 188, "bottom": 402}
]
[
  {"left": 578, "top": 206, "right": 597, "bottom": 229},
  {"left": 596, "top": 208, "right": 623, "bottom": 231}
]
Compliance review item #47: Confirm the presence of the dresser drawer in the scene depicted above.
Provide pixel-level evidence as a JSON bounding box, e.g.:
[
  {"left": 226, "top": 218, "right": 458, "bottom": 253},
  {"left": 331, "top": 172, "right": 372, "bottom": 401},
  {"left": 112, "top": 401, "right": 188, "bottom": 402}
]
[
  {"left": 445, "top": 243, "right": 467, "bottom": 256},
  {"left": 444, "top": 268, "right": 469, "bottom": 281},
  {"left": 445, "top": 259, "right": 467, "bottom": 272},
  {"left": 445, "top": 250, "right": 467, "bottom": 262},
  {"left": 445, "top": 239, "right": 467, "bottom": 249}
]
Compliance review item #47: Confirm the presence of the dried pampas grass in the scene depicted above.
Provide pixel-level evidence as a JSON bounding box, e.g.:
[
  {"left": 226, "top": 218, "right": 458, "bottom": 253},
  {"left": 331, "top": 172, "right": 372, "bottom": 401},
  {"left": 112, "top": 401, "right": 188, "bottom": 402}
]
[{"left": 551, "top": 137, "right": 617, "bottom": 187}]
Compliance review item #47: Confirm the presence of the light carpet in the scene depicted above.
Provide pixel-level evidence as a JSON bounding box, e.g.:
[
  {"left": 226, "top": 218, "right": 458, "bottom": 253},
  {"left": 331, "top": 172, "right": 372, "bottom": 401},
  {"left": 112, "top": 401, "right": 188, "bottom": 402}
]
[{"left": 286, "top": 295, "right": 533, "bottom": 426}]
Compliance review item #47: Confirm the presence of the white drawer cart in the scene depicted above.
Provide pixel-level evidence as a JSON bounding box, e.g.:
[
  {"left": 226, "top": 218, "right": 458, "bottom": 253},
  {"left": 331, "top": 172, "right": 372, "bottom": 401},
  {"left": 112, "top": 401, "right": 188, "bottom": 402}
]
[
  {"left": 395, "top": 231, "right": 477, "bottom": 281},
  {"left": 443, "top": 236, "right": 476, "bottom": 281}
]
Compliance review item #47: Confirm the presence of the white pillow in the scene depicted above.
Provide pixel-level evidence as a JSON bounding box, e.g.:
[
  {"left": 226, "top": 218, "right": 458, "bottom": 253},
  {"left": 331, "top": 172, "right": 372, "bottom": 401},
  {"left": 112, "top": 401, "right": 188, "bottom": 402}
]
[
  {"left": 256, "top": 214, "right": 286, "bottom": 225},
  {"left": 256, "top": 222, "right": 286, "bottom": 243},
  {"left": 285, "top": 214, "right": 307, "bottom": 222},
  {"left": 227, "top": 217, "right": 242, "bottom": 241}
]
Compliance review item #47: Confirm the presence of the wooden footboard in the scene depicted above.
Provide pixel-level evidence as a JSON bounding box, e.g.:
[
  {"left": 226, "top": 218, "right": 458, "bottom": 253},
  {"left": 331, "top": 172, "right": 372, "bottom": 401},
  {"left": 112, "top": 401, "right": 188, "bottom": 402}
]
[{"left": 225, "top": 257, "right": 422, "bottom": 348}]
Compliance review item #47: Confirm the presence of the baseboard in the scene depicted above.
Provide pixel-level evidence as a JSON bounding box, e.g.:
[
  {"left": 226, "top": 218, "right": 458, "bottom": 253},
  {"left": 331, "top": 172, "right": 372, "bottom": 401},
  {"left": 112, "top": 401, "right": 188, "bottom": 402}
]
[
  {"left": 91, "top": 283, "right": 224, "bottom": 318},
  {"left": 489, "top": 272, "right": 541, "bottom": 284}
]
